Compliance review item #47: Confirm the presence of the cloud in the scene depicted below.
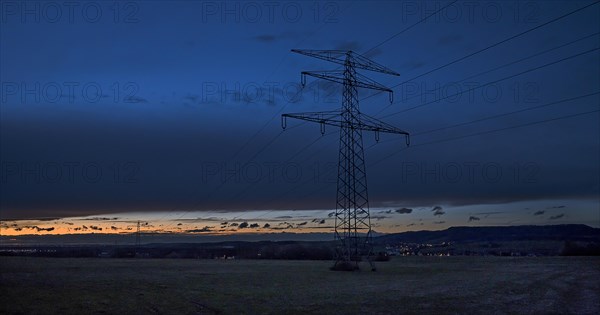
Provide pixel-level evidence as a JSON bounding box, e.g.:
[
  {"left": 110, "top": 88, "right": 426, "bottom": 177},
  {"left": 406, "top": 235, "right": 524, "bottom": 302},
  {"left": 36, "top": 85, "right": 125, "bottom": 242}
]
[
  {"left": 263, "top": 223, "right": 271, "bottom": 228},
  {"left": 33, "top": 226, "right": 55, "bottom": 232},
  {"left": 186, "top": 226, "right": 213, "bottom": 233},
  {"left": 270, "top": 224, "right": 294, "bottom": 230},
  {"left": 20, "top": 225, "right": 55, "bottom": 232},
  {"left": 434, "top": 221, "right": 445, "bottom": 224},
  {"left": 473, "top": 211, "right": 504, "bottom": 217},
  {"left": 238, "top": 222, "right": 249, "bottom": 229},
  {"left": 432, "top": 206, "right": 445, "bottom": 216},
  {"left": 229, "top": 223, "right": 239, "bottom": 227},
  {"left": 35, "top": 217, "right": 60, "bottom": 221},
  {"left": 318, "top": 219, "right": 326, "bottom": 224},
  {"left": 110, "top": 226, "right": 119, "bottom": 230},
  {"left": 395, "top": 207, "right": 413, "bottom": 214},
  {"left": 327, "top": 212, "right": 335, "bottom": 218},
  {"left": 533, "top": 210, "right": 545, "bottom": 216},
  {"left": 89, "top": 225, "right": 102, "bottom": 231},
  {"left": 82, "top": 217, "right": 119, "bottom": 221},
  {"left": 371, "top": 215, "right": 388, "bottom": 221},
  {"left": 250, "top": 223, "right": 260, "bottom": 228},
  {"left": 296, "top": 221, "right": 307, "bottom": 226},
  {"left": 549, "top": 214, "right": 565, "bottom": 220},
  {"left": 468, "top": 216, "right": 480, "bottom": 222},
  {"left": 547, "top": 205, "right": 566, "bottom": 209}
]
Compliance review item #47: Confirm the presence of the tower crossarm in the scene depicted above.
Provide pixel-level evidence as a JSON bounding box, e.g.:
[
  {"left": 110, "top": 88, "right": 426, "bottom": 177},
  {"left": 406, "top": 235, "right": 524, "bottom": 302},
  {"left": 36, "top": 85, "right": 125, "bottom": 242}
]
[
  {"left": 357, "top": 113, "right": 411, "bottom": 145},
  {"left": 302, "top": 71, "right": 394, "bottom": 98},
  {"left": 291, "top": 49, "right": 400, "bottom": 76},
  {"left": 282, "top": 111, "right": 410, "bottom": 145},
  {"left": 281, "top": 110, "right": 344, "bottom": 133},
  {"left": 358, "top": 113, "right": 410, "bottom": 135}
]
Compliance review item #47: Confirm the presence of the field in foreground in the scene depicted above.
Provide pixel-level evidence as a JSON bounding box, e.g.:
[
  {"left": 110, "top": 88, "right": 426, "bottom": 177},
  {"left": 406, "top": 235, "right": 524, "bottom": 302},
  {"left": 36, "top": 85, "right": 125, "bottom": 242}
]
[{"left": 1, "top": 256, "right": 599, "bottom": 314}]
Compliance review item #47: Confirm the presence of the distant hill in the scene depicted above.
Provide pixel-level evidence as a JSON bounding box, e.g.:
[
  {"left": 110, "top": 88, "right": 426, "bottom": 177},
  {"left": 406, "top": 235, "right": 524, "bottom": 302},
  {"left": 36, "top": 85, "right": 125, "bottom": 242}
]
[
  {"left": 375, "top": 224, "right": 600, "bottom": 244},
  {"left": 2, "top": 224, "right": 599, "bottom": 258}
]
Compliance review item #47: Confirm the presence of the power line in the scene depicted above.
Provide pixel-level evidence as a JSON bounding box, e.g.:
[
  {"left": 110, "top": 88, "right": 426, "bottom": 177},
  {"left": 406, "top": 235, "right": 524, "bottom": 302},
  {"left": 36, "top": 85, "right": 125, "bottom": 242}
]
[
  {"left": 185, "top": 3, "right": 358, "bottom": 215},
  {"left": 264, "top": 91, "right": 600, "bottom": 211},
  {"left": 276, "top": 106, "right": 597, "bottom": 227},
  {"left": 366, "top": 90, "right": 598, "bottom": 148},
  {"left": 230, "top": 3, "right": 357, "bottom": 161},
  {"left": 228, "top": 131, "right": 336, "bottom": 206},
  {"left": 381, "top": 47, "right": 599, "bottom": 118},
  {"left": 229, "top": 132, "right": 338, "bottom": 222},
  {"left": 376, "top": 31, "right": 600, "bottom": 115},
  {"left": 363, "top": 0, "right": 458, "bottom": 55},
  {"left": 324, "top": 1, "right": 458, "bottom": 79},
  {"left": 159, "top": 123, "right": 307, "bottom": 231},
  {"left": 159, "top": 127, "right": 296, "bottom": 231},
  {"left": 361, "top": 1, "right": 599, "bottom": 106},
  {"left": 290, "top": 108, "right": 600, "bottom": 203},
  {"left": 371, "top": 109, "right": 600, "bottom": 167},
  {"left": 156, "top": 81, "right": 316, "bottom": 227},
  {"left": 413, "top": 91, "right": 600, "bottom": 136},
  {"left": 168, "top": 3, "right": 356, "bottom": 226}
]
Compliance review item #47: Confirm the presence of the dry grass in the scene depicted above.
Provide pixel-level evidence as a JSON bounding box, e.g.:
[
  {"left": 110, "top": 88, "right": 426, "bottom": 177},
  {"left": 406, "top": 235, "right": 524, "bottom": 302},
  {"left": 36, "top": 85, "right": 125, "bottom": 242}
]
[{"left": 1, "top": 256, "right": 598, "bottom": 314}]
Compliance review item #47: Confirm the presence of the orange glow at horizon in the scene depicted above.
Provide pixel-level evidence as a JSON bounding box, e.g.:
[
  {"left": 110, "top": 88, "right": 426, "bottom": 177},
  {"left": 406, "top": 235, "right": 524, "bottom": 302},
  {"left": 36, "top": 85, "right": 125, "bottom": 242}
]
[
  {"left": 0, "top": 210, "right": 348, "bottom": 236},
  {"left": 5, "top": 200, "right": 586, "bottom": 237}
]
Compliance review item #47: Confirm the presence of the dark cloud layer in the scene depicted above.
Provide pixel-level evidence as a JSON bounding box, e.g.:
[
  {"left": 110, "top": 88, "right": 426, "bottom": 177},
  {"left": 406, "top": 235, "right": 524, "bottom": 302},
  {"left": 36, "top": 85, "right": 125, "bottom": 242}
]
[
  {"left": 0, "top": 1, "right": 598, "bottom": 222},
  {"left": 395, "top": 208, "right": 413, "bottom": 214}
]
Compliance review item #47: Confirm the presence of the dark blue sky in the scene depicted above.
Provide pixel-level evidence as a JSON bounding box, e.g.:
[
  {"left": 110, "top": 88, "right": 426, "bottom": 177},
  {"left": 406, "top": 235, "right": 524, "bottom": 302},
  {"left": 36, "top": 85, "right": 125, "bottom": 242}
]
[{"left": 0, "top": 1, "right": 598, "bottom": 230}]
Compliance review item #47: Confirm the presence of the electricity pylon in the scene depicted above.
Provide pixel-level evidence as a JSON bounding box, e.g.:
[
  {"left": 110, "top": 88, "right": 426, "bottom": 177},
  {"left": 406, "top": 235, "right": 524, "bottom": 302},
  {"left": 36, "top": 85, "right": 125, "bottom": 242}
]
[{"left": 282, "top": 50, "right": 410, "bottom": 271}]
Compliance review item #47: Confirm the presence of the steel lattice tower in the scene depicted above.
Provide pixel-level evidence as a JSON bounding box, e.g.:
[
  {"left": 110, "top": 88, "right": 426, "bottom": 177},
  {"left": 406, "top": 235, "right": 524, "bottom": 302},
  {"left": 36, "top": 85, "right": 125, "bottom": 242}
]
[{"left": 282, "top": 50, "right": 410, "bottom": 271}]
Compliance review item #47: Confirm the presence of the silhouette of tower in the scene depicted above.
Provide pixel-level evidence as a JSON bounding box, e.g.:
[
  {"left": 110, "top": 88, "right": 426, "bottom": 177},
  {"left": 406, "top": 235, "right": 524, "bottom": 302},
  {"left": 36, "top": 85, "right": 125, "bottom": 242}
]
[{"left": 282, "top": 50, "right": 410, "bottom": 270}]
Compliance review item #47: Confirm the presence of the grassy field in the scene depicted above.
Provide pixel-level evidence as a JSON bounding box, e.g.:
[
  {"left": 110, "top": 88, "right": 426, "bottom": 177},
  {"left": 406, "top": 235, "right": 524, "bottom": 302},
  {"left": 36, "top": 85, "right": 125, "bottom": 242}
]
[{"left": 1, "top": 256, "right": 598, "bottom": 314}]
